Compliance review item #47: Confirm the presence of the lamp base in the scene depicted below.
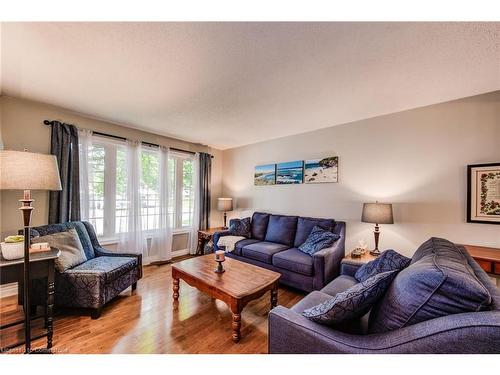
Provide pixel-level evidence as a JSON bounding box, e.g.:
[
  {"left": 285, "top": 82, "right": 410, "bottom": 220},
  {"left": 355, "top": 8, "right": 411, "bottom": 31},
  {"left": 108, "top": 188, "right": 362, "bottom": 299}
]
[{"left": 369, "top": 249, "right": 381, "bottom": 256}]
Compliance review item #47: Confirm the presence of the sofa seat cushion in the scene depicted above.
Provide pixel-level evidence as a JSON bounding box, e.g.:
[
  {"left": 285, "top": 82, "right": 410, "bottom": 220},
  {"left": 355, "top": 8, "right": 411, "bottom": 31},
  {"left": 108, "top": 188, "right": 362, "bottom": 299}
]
[
  {"left": 251, "top": 212, "right": 270, "bottom": 240},
  {"left": 321, "top": 275, "right": 358, "bottom": 296},
  {"left": 68, "top": 256, "right": 138, "bottom": 283},
  {"left": 369, "top": 237, "right": 493, "bottom": 334},
  {"left": 264, "top": 214, "right": 298, "bottom": 247},
  {"left": 233, "top": 238, "right": 260, "bottom": 256},
  {"left": 272, "top": 248, "right": 314, "bottom": 276},
  {"left": 294, "top": 217, "right": 335, "bottom": 248},
  {"left": 242, "top": 241, "right": 290, "bottom": 264}
]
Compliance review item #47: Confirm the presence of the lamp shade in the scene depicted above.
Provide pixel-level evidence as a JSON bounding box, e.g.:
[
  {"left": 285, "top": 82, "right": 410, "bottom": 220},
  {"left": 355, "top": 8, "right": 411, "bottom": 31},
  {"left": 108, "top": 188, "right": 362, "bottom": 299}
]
[
  {"left": 0, "top": 150, "right": 62, "bottom": 191},
  {"left": 361, "top": 202, "right": 394, "bottom": 224},
  {"left": 217, "top": 197, "right": 233, "bottom": 212}
]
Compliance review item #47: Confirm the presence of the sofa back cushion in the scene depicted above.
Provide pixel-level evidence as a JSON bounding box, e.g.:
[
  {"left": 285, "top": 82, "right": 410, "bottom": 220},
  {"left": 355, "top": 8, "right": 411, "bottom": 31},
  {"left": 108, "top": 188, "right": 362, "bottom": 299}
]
[
  {"left": 32, "top": 228, "right": 88, "bottom": 272},
  {"left": 264, "top": 214, "right": 298, "bottom": 247},
  {"left": 369, "top": 237, "right": 493, "bottom": 333},
  {"left": 294, "top": 217, "right": 335, "bottom": 247},
  {"left": 251, "top": 212, "right": 270, "bottom": 240}
]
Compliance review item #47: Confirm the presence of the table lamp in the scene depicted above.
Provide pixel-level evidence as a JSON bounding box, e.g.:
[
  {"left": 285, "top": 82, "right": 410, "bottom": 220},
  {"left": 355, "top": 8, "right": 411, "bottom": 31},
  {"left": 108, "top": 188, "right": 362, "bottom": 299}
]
[
  {"left": 217, "top": 197, "right": 233, "bottom": 229},
  {"left": 0, "top": 150, "right": 61, "bottom": 353},
  {"left": 361, "top": 202, "right": 394, "bottom": 256}
]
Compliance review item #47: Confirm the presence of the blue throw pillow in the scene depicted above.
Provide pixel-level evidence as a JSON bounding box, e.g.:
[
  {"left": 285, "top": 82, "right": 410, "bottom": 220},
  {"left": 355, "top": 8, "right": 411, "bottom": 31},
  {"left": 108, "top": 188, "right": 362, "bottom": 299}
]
[
  {"left": 355, "top": 249, "right": 411, "bottom": 282},
  {"left": 298, "top": 225, "right": 340, "bottom": 255},
  {"left": 302, "top": 270, "right": 399, "bottom": 326},
  {"left": 228, "top": 217, "right": 251, "bottom": 238}
]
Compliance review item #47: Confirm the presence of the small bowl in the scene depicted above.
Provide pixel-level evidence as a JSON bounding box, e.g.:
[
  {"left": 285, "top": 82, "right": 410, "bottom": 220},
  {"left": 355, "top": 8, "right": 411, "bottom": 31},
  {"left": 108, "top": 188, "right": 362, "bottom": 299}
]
[{"left": 1, "top": 241, "right": 25, "bottom": 260}]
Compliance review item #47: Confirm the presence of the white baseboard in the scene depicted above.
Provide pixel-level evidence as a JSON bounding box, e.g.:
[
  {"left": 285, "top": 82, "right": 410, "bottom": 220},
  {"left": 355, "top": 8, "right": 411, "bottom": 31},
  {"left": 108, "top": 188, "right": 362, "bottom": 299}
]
[{"left": 0, "top": 282, "right": 18, "bottom": 298}]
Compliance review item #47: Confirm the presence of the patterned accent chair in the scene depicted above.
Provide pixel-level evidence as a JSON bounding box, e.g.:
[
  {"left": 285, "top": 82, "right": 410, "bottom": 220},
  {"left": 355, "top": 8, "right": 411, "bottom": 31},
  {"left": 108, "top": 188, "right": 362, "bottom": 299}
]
[{"left": 26, "top": 221, "right": 142, "bottom": 319}]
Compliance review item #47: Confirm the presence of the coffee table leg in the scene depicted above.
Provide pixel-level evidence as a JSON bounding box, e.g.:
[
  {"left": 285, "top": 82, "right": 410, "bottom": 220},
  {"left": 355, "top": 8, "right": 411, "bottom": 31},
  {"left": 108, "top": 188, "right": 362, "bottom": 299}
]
[
  {"left": 231, "top": 312, "right": 241, "bottom": 343},
  {"left": 173, "top": 277, "right": 180, "bottom": 301},
  {"left": 271, "top": 283, "right": 278, "bottom": 308}
]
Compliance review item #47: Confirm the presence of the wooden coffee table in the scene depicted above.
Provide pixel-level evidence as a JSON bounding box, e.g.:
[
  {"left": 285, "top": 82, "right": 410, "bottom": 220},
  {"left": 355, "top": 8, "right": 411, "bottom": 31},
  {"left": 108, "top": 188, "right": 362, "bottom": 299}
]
[{"left": 171, "top": 254, "right": 281, "bottom": 342}]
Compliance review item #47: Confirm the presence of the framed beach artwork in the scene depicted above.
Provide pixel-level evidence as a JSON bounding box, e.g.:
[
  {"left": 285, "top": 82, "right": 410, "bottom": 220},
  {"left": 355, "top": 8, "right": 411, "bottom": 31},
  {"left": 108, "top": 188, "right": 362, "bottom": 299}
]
[
  {"left": 276, "top": 161, "right": 304, "bottom": 184},
  {"left": 305, "top": 157, "right": 338, "bottom": 183},
  {"left": 254, "top": 164, "right": 276, "bottom": 186},
  {"left": 467, "top": 162, "right": 500, "bottom": 224}
]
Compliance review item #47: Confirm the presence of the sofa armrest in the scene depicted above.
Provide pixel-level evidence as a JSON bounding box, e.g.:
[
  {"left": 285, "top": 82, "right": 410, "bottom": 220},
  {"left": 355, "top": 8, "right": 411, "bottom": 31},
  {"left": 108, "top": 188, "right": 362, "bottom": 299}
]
[
  {"left": 94, "top": 246, "right": 143, "bottom": 279},
  {"left": 269, "top": 306, "right": 500, "bottom": 354},
  {"left": 312, "top": 238, "right": 345, "bottom": 290},
  {"left": 340, "top": 258, "right": 363, "bottom": 277},
  {"left": 213, "top": 230, "right": 231, "bottom": 251}
]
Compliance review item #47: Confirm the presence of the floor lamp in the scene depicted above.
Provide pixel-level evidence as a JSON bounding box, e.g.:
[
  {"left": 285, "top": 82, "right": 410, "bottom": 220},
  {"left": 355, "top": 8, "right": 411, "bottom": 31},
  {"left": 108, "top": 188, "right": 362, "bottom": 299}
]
[{"left": 0, "top": 150, "right": 61, "bottom": 353}]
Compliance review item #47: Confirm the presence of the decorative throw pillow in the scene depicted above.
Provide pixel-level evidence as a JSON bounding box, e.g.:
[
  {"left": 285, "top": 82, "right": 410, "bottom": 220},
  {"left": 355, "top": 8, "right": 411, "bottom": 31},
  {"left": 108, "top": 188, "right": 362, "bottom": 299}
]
[
  {"left": 298, "top": 225, "right": 340, "bottom": 255},
  {"left": 228, "top": 217, "right": 251, "bottom": 238},
  {"left": 355, "top": 249, "right": 411, "bottom": 282},
  {"left": 32, "top": 228, "right": 87, "bottom": 272},
  {"left": 302, "top": 269, "right": 398, "bottom": 326}
]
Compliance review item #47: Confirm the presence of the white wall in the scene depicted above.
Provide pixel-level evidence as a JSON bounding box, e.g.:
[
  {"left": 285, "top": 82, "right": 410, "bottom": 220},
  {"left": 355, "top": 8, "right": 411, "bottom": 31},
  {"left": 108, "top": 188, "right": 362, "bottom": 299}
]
[{"left": 222, "top": 91, "right": 500, "bottom": 256}]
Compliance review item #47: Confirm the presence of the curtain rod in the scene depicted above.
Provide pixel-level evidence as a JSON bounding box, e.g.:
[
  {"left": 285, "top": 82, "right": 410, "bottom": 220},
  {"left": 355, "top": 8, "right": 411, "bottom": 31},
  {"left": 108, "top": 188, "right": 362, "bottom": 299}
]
[{"left": 43, "top": 120, "right": 213, "bottom": 158}]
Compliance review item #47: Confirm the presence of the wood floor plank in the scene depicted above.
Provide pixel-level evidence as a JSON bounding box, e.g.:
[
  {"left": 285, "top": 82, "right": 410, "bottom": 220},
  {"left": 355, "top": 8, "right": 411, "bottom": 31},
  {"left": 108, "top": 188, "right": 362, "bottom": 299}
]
[{"left": 0, "top": 259, "right": 304, "bottom": 354}]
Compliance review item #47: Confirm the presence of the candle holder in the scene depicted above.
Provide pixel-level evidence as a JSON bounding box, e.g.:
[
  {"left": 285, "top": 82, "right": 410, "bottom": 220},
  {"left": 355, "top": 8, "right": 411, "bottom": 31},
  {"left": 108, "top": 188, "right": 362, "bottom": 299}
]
[{"left": 214, "top": 259, "right": 225, "bottom": 274}]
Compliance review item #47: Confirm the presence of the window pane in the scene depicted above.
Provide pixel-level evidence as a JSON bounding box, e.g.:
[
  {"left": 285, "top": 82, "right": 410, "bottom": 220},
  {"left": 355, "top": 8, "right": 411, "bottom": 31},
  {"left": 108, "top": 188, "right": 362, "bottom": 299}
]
[
  {"left": 115, "top": 147, "right": 128, "bottom": 234},
  {"left": 89, "top": 144, "right": 105, "bottom": 236},
  {"left": 181, "top": 159, "right": 194, "bottom": 227},
  {"left": 141, "top": 150, "right": 160, "bottom": 231},
  {"left": 168, "top": 157, "right": 176, "bottom": 228}
]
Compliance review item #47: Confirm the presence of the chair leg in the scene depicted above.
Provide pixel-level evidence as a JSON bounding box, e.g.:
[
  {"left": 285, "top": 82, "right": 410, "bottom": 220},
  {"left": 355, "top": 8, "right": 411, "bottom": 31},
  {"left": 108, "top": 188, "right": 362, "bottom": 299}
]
[
  {"left": 131, "top": 282, "right": 137, "bottom": 292},
  {"left": 91, "top": 307, "right": 102, "bottom": 319}
]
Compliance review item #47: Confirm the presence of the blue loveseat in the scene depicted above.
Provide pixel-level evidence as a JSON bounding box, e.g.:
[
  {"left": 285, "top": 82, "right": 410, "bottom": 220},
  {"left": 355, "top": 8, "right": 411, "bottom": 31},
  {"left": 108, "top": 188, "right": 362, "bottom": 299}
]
[
  {"left": 269, "top": 238, "right": 500, "bottom": 353},
  {"left": 26, "top": 221, "right": 142, "bottom": 319},
  {"left": 214, "top": 212, "right": 346, "bottom": 292}
]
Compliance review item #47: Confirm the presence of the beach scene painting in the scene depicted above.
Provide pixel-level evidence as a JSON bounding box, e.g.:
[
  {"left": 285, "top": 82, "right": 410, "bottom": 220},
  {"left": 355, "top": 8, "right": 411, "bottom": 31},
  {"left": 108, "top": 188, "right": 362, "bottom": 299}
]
[
  {"left": 276, "top": 160, "right": 304, "bottom": 184},
  {"left": 304, "top": 157, "right": 339, "bottom": 184},
  {"left": 254, "top": 164, "right": 276, "bottom": 186}
]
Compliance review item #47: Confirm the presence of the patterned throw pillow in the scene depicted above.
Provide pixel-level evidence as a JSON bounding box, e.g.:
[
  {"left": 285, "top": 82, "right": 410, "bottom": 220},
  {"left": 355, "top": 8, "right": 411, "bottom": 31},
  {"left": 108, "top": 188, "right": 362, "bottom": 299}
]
[
  {"left": 228, "top": 217, "right": 251, "bottom": 238},
  {"left": 298, "top": 225, "right": 340, "bottom": 255},
  {"left": 302, "top": 269, "right": 398, "bottom": 326},
  {"left": 355, "top": 249, "right": 411, "bottom": 282}
]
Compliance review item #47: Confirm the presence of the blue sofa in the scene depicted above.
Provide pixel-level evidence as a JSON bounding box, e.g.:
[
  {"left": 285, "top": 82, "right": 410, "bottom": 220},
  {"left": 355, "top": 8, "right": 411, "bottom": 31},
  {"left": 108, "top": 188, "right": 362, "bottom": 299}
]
[
  {"left": 269, "top": 238, "right": 500, "bottom": 353},
  {"left": 213, "top": 212, "right": 346, "bottom": 292}
]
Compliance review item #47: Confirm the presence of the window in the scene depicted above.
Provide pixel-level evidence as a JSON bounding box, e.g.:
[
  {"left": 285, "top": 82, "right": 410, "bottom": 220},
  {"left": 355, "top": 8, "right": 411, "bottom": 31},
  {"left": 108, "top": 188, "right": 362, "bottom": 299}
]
[{"left": 82, "top": 136, "right": 196, "bottom": 239}]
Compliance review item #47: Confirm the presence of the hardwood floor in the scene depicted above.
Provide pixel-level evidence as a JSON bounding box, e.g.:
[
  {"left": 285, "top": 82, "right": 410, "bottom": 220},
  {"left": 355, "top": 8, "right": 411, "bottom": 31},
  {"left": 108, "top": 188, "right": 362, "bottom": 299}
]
[{"left": 0, "top": 258, "right": 304, "bottom": 354}]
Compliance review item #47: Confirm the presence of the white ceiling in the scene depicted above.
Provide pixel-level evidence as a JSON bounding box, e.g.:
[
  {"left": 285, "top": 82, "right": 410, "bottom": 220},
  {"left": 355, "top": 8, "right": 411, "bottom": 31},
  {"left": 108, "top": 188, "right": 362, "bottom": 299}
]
[{"left": 1, "top": 22, "right": 499, "bottom": 150}]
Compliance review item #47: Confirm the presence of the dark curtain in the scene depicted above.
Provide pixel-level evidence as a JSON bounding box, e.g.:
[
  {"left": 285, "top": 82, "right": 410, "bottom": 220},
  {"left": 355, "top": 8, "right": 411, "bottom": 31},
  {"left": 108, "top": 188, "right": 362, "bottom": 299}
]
[
  {"left": 198, "top": 152, "right": 212, "bottom": 230},
  {"left": 48, "top": 121, "right": 81, "bottom": 224}
]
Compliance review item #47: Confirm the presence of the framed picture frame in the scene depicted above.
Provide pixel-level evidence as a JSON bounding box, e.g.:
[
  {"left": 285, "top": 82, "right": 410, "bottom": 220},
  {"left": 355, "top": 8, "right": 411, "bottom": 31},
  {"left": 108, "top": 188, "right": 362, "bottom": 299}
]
[{"left": 467, "top": 162, "right": 500, "bottom": 225}]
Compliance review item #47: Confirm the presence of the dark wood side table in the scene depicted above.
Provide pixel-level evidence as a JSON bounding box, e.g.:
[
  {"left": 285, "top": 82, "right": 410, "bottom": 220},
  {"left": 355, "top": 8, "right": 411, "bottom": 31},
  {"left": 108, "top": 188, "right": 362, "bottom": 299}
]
[
  {"left": 342, "top": 250, "right": 378, "bottom": 265},
  {"left": 196, "top": 227, "right": 225, "bottom": 255},
  {"left": 462, "top": 244, "right": 500, "bottom": 277},
  {"left": 0, "top": 248, "right": 60, "bottom": 353}
]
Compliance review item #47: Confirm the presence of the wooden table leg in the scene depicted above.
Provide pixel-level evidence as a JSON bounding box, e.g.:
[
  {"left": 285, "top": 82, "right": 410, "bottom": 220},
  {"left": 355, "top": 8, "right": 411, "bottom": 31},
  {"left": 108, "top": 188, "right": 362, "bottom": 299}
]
[
  {"left": 270, "top": 283, "right": 278, "bottom": 308},
  {"left": 46, "top": 260, "right": 55, "bottom": 349},
  {"left": 231, "top": 312, "right": 241, "bottom": 343},
  {"left": 172, "top": 276, "right": 180, "bottom": 301}
]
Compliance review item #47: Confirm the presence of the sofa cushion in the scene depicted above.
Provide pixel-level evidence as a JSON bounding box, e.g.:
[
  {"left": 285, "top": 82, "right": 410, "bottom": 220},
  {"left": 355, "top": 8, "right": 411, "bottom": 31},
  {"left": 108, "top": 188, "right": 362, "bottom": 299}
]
[
  {"left": 369, "top": 237, "right": 493, "bottom": 333},
  {"left": 291, "top": 290, "right": 333, "bottom": 314},
  {"left": 294, "top": 217, "right": 335, "bottom": 247},
  {"left": 68, "top": 256, "right": 138, "bottom": 283},
  {"left": 32, "top": 228, "right": 88, "bottom": 272},
  {"left": 233, "top": 238, "right": 260, "bottom": 256},
  {"left": 251, "top": 212, "right": 270, "bottom": 240},
  {"left": 298, "top": 226, "right": 340, "bottom": 255},
  {"left": 242, "top": 241, "right": 289, "bottom": 264},
  {"left": 228, "top": 217, "right": 251, "bottom": 238},
  {"left": 272, "top": 248, "right": 314, "bottom": 276},
  {"left": 321, "top": 275, "right": 358, "bottom": 296},
  {"left": 355, "top": 249, "right": 411, "bottom": 282},
  {"left": 264, "top": 214, "right": 298, "bottom": 247},
  {"left": 303, "top": 270, "right": 398, "bottom": 326}
]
